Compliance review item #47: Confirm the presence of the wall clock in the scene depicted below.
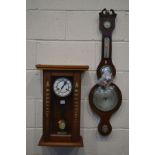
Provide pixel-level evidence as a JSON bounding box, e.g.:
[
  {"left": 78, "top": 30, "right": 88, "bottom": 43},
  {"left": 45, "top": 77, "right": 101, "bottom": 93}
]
[
  {"left": 36, "top": 65, "right": 89, "bottom": 147},
  {"left": 89, "top": 9, "right": 122, "bottom": 136}
]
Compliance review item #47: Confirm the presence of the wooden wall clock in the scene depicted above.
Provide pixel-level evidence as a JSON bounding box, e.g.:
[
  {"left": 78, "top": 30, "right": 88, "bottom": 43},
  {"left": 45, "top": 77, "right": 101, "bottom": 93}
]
[
  {"left": 36, "top": 65, "right": 89, "bottom": 147},
  {"left": 89, "top": 9, "right": 122, "bottom": 136}
]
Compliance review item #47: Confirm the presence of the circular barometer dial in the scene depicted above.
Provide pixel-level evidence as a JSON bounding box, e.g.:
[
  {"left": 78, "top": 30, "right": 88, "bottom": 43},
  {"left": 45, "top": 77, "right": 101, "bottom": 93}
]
[
  {"left": 53, "top": 77, "right": 72, "bottom": 97},
  {"left": 93, "top": 85, "right": 118, "bottom": 112}
]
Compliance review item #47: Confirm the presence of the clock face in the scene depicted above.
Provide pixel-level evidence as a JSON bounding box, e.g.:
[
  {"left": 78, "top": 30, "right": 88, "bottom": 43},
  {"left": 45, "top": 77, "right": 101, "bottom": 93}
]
[
  {"left": 53, "top": 77, "right": 72, "bottom": 97},
  {"left": 93, "top": 85, "right": 118, "bottom": 112}
]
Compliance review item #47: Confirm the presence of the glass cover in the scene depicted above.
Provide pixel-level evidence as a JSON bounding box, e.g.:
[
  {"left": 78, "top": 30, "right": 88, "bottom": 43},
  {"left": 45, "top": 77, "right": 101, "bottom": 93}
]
[{"left": 93, "top": 86, "right": 118, "bottom": 111}]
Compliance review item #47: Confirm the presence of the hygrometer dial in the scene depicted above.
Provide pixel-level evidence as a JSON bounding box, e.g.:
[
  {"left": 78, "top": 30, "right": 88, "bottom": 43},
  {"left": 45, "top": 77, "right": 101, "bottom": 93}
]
[{"left": 53, "top": 77, "right": 72, "bottom": 97}]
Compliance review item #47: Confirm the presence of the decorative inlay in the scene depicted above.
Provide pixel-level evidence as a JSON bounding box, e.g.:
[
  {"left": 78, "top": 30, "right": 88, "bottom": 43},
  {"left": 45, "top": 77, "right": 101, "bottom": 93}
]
[
  {"left": 75, "top": 82, "right": 79, "bottom": 88},
  {"left": 46, "top": 88, "right": 50, "bottom": 92},
  {"left": 45, "top": 80, "right": 50, "bottom": 118},
  {"left": 74, "top": 89, "right": 78, "bottom": 93},
  {"left": 46, "top": 81, "right": 50, "bottom": 87},
  {"left": 74, "top": 93, "right": 79, "bottom": 97},
  {"left": 73, "top": 81, "right": 79, "bottom": 129},
  {"left": 73, "top": 99, "right": 79, "bottom": 128},
  {"left": 46, "top": 96, "right": 50, "bottom": 100}
]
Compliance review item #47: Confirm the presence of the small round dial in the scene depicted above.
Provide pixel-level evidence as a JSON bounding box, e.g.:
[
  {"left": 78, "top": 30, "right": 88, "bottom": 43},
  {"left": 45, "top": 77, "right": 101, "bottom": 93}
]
[
  {"left": 103, "top": 21, "right": 111, "bottom": 29},
  {"left": 53, "top": 77, "right": 72, "bottom": 97}
]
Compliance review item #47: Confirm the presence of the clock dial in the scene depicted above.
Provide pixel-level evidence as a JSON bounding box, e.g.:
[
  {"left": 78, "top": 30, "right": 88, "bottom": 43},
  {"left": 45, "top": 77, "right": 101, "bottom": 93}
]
[
  {"left": 53, "top": 77, "right": 72, "bottom": 97},
  {"left": 93, "top": 85, "right": 118, "bottom": 112}
]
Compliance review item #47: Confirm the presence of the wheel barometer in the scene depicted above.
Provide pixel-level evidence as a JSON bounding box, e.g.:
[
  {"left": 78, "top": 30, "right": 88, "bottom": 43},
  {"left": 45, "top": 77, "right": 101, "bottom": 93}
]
[
  {"left": 36, "top": 65, "right": 88, "bottom": 147},
  {"left": 89, "top": 9, "right": 122, "bottom": 136}
]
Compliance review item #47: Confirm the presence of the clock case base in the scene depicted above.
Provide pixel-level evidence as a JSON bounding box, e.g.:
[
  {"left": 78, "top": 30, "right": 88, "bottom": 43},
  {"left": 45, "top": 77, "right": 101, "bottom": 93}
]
[{"left": 39, "top": 135, "right": 83, "bottom": 147}]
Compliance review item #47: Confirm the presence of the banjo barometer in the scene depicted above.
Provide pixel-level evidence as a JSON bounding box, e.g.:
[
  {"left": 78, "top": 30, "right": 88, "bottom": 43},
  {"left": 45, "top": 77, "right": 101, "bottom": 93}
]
[
  {"left": 89, "top": 9, "right": 122, "bottom": 136},
  {"left": 36, "top": 65, "right": 89, "bottom": 147}
]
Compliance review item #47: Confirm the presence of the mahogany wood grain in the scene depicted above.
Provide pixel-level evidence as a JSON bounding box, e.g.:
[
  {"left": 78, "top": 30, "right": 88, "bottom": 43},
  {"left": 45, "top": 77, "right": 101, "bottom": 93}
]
[{"left": 36, "top": 64, "right": 89, "bottom": 71}]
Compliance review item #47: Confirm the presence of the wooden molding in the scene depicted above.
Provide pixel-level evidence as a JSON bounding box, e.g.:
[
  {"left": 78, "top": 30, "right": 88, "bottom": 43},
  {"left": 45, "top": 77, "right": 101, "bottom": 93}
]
[{"left": 36, "top": 64, "right": 89, "bottom": 71}]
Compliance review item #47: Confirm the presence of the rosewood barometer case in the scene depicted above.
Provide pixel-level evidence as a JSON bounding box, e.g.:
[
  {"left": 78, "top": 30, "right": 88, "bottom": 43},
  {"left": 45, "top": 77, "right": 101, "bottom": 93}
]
[
  {"left": 89, "top": 9, "right": 122, "bottom": 136},
  {"left": 36, "top": 65, "right": 89, "bottom": 147}
]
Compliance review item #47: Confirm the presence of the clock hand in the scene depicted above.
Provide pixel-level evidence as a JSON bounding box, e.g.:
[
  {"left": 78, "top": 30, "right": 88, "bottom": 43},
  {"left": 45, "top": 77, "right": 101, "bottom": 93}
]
[{"left": 61, "top": 81, "right": 67, "bottom": 90}]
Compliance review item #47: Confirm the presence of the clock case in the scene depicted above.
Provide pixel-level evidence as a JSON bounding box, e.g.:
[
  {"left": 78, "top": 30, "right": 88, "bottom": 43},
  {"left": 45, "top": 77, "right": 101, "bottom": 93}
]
[{"left": 36, "top": 65, "right": 89, "bottom": 147}]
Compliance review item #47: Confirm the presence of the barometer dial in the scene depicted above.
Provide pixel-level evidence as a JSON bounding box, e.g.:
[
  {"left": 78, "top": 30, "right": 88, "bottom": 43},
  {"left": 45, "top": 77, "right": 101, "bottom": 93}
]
[{"left": 93, "top": 85, "right": 118, "bottom": 112}]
